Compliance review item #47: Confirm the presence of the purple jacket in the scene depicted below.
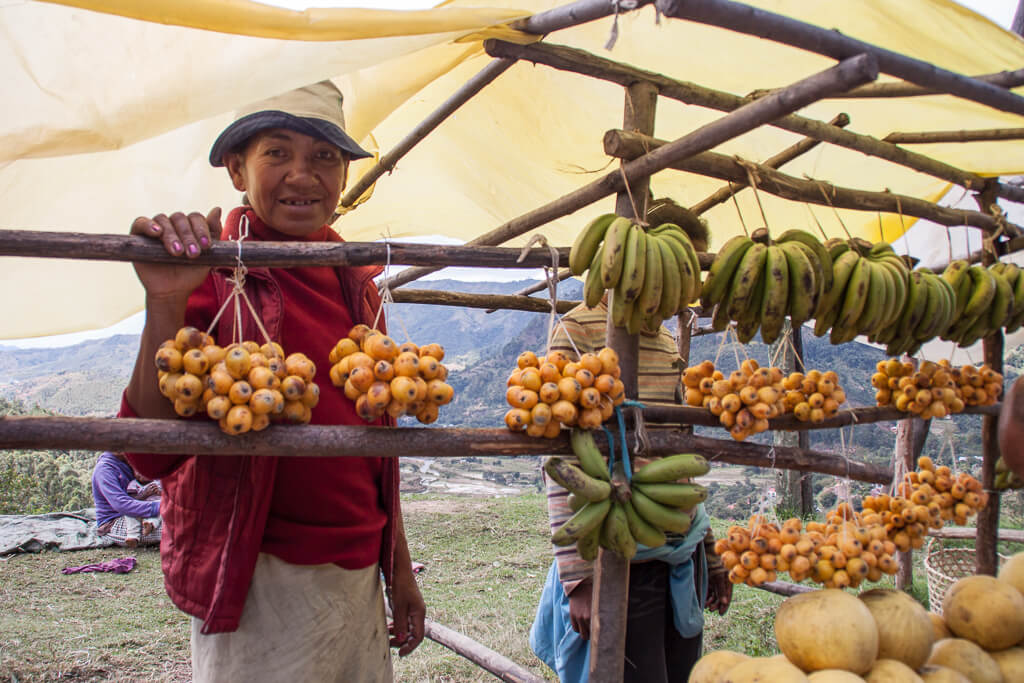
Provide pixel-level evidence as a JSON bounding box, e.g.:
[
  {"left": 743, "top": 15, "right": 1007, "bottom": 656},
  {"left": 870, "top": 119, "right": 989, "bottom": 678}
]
[{"left": 91, "top": 452, "right": 160, "bottom": 527}]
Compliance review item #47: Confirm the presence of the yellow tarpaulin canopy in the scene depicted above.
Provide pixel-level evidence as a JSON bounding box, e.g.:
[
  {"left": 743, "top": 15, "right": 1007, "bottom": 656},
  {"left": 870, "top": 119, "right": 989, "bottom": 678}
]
[{"left": 1, "top": 0, "right": 1023, "bottom": 339}]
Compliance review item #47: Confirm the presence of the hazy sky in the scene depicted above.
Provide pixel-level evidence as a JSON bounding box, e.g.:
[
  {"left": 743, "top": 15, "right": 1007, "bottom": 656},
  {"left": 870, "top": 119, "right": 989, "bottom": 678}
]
[{"left": 4, "top": 0, "right": 1019, "bottom": 348}]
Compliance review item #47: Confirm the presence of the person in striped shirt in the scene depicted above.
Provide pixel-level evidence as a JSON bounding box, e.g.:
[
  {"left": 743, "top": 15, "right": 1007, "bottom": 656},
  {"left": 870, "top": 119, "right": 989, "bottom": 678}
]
[{"left": 530, "top": 200, "right": 730, "bottom": 683}]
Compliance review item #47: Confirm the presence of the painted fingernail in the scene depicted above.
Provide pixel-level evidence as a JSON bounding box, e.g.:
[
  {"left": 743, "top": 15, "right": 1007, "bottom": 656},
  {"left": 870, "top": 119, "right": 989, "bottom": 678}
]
[
  {"left": 188, "top": 244, "right": 198, "bottom": 256},
  {"left": 151, "top": 223, "right": 162, "bottom": 233},
  {"left": 200, "top": 237, "right": 209, "bottom": 247},
  {"left": 172, "top": 241, "right": 182, "bottom": 253}
]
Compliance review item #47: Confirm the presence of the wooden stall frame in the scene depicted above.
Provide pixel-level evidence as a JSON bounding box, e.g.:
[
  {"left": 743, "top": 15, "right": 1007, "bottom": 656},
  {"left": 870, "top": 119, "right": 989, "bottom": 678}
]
[{"left": 3, "top": 0, "right": 1022, "bottom": 678}]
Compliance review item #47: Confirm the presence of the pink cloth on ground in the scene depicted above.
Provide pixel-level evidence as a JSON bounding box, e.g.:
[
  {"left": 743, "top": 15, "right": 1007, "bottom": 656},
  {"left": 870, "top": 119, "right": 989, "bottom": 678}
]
[{"left": 62, "top": 557, "right": 137, "bottom": 574}]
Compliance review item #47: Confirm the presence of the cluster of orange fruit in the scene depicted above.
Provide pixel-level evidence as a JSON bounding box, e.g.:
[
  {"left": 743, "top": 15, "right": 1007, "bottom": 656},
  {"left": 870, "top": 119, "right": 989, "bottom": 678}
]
[
  {"left": 714, "top": 457, "right": 988, "bottom": 590},
  {"left": 328, "top": 324, "right": 453, "bottom": 425},
  {"left": 682, "top": 359, "right": 847, "bottom": 441},
  {"left": 864, "top": 455, "right": 987, "bottom": 539},
  {"left": 156, "top": 326, "right": 318, "bottom": 434},
  {"left": 715, "top": 510, "right": 902, "bottom": 590},
  {"left": 504, "top": 348, "right": 625, "bottom": 437},
  {"left": 872, "top": 358, "right": 1001, "bottom": 417}
]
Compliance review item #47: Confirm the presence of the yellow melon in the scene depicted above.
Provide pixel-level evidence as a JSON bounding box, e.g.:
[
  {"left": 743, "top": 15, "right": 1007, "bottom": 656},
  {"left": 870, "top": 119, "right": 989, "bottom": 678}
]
[
  {"left": 775, "top": 589, "right": 878, "bottom": 674},
  {"left": 925, "top": 638, "right": 1002, "bottom": 683},
  {"left": 988, "top": 646, "right": 1024, "bottom": 683},
  {"left": 723, "top": 656, "right": 810, "bottom": 682},
  {"left": 864, "top": 659, "right": 923, "bottom": 683},
  {"left": 859, "top": 589, "right": 933, "bottom": 670},
  {"left": 689, "top": 650, "right": 750, "bottom": 683},
  {"left": 918, "top": 666, "right": 970, "bottom": 683},
  {"left": 942, "top": 574, "right": 1024, "bottom": 650}
]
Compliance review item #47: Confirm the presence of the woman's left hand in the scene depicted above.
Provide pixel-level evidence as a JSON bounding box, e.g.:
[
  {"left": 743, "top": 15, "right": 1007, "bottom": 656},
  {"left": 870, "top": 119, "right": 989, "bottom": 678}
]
[
  {"left": 705, "top": 570, "right": 732, "bottom": 615},
  {"left": 389, "top": 564, "right": 425, "bottom": 656}
]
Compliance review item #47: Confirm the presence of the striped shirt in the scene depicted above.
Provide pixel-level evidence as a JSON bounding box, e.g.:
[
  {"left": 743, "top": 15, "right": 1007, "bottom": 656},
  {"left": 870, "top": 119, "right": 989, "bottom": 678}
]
[{"left": 545, "top": 302, "right": 688, "bottom": 593}]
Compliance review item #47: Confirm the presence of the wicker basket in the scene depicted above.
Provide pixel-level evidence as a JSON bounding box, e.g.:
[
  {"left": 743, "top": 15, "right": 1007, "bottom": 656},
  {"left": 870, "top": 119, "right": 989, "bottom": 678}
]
[{"left": 924, "top": 537, "right": 1006, "bottom": 614}]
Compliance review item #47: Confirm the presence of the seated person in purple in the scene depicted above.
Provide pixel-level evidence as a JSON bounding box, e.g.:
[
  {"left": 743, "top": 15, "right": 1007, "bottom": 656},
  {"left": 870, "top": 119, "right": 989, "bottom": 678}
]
[{"left": 91, "top": 451, "right": 162, "bottom": 547}]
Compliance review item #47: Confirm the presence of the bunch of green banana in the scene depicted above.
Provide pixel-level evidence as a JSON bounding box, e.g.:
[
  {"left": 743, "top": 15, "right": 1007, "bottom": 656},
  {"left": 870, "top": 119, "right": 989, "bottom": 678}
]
[
  {"left": 995, "top": 456, "right": 1024, "bottom": 490},
  {"left": 569, "top": 214, "right": 701, "bottom": 335},
  {"left": 701, "top": 229, "right": 832, "bottom": 344},
  {"left": 939, "top": 260, "right": 1024, "bottom": 347},
  {"left": 546, "top": 437, "right": 711, "bottom": 560},
  {"left": 811, "top": 240, "right": 935, "bottom": 350}
]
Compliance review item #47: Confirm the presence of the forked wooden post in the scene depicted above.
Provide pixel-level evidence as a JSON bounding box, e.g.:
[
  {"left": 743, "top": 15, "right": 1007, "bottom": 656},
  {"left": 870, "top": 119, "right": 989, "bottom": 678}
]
[
  {"left": 978, "top": 331, "right": 1003, "bottom": 575},
  {"left": 592, "top": 80, "right": 657, "bottom": 683}
]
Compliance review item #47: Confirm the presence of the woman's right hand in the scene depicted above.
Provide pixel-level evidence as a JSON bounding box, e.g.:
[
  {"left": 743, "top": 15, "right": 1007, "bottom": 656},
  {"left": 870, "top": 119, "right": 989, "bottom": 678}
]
[{"left": 130, "top": 208, "right": 221, "bottom": 301}]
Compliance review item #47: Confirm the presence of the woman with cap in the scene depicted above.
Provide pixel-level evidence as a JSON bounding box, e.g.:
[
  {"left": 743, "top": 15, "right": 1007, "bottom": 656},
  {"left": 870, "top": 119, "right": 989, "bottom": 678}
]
[{"left": 120, "top": 81, "right": 425, "bottom": 681}]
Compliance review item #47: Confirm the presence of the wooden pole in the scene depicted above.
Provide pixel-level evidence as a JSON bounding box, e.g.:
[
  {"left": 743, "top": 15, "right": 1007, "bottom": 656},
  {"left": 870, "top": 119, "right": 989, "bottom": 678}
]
[
  {"left": 895, "top": 415, "right": 915, "bottom": 591},
  {"left": 383, "top": 52, "right": 879, "bottom": 290},
  {"left": 689, "top": 113, "right": 850, "bottom": 216},
  {"left": 336, "top": 58, "right": 516, "bottom": 213},
  {"left": 604, "top": 130, "right": 1020, "bottom": 235},
  {"left": 772, "top": 322, "right": 803, "bottom": 514},
  {"left": 510, "top": 0, "right": 654, "bottom": 35},
  {"left": 792, "top": 326, "right": 814, "bottom": 517},
  {"left": 390, "top": 289, "right": 580, "bottom": 314},
  {"left": 0, "top": 232, "right": 570, "bottom": 269},
  {"left": 422, "top": 619, "right": 546, "bottom": 683},
  {"left": 591, "top": 79, "right": 658, "bottom": 683},
  {"left": 0, "top": 415, "right": 894, "bottom": 484},
  {"left": 484, "top": 40, "right": 1024, "bottom": 205},
  {"left": 1014, "top": 0, "right": 1024, "bottom": 38},
  {"left": 655, "top": 0, "right": 1024, "bottom": 117},
  {"left": 883, "top": 128, "right": 1024, "bottom": 145},
  {"left": 796, "top": 68, "right": 1024, "bottom": 99},
  {"left": 978, "top": 331, "right": 1004, "bottom": 575}
]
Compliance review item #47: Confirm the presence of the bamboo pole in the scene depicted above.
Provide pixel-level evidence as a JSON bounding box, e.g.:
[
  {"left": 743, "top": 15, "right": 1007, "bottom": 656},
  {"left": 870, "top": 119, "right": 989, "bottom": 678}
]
[
  {"left": 484, "top": 40, "right": 1024, "bottom": 205},
  {"left": 930, "top": 526, "right": 1024, "bottom": 543},
  {"left": 0, "top": 232, "right": 569, "bottom": 269},
  {"left": 883, "top": 128, "right": 1024, "bottom": 144},
  {"left": 389, "top": 289, "right": 580, "bottom": 314},
  {"left": 336, "top": 58, "right": 516, "bottom": 214},
  {"left": 0, "top": 416, "right": 894, "bottom": 483},
  {"left": 382, "top": 53, "right": 880, "bottom": 290},
  {"left": 655, "top": 0, "right": 1024, "bottom": 117},
  {"left": 793, "top": 68, "right": 1024, "bottom": 99},
  {"left": 689, "top": 113, "right": 850, "bottom": 216},
  {"left": 604, "top": 130, "right": 1020, "bottom": 234},
  {"left": 590, "top": 78, "right": 659, "bottom": 683}
]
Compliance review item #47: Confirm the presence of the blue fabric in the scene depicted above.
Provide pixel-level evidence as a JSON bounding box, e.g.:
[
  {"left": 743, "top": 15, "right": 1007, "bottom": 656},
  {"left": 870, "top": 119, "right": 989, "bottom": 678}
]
[{"left": 529, "top": 504, "right": 710, "bottom": 683}]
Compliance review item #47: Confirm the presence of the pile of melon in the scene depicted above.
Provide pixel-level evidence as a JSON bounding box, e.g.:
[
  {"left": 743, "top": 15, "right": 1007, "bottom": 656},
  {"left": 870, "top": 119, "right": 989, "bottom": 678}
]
[{"left": 691, "top": 551, "right": 1024, "bottom": 682}]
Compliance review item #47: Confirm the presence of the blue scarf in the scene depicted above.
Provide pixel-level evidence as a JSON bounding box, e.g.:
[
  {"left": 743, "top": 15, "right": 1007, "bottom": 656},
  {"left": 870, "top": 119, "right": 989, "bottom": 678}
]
[{"left": 529, "top": 505, "right": 709, "bottom": 683}]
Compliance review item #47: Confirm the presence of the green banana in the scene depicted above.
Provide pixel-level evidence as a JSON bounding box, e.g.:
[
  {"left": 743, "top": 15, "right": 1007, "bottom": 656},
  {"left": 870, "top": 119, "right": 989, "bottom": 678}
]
[
  {"left": 567, "top": 492, "right": 586, "bottom": 512},
  {"left": 734, "top": 269, "right": 766, "bottom": 344},
  {"left": 825, "top": 238, "right": 851, "bottom": 262},
  {"left": 626, "top": 296, "right": 647, "bottom": 335},
  {"left": 868, "top": 241, "right": 895, "bottom": 258},
  {"left": 913, "top": 273, "right": 945, "bottom": 342},
  {"left": 831, "top": 256, "right": 870, "bottom": 344},
  {"left": 652, "top": 224, "right": 702, "bottom": 306},
  {"left": 632, "top": 453, "right": 710, "bottom": 483},
  {"left": 630, "top": 489, "right": 692, "bottom": 535},
  {"left": 623, "top": 498, "right": 667, "bottom": 548},
  {"left": 941, "top": 260, "right": 971, "bottom": 319},
  {"left": 600, "top": 216, "right": 634, "bottom": 289},
  {"left": 583, "top": 247, "right": 606, "bottom": 309},
  {"left": 543, "top": 457, "right": 612, "bottom": 502},
  {"left": 569, "top": 213, "right": 616, "bottom": 275},
  {"left": 1007, "top": 264, "right": 1024, "bottom": 332},
  {"left": 701, "top": 235, "right": 754, "bottom": 307},
  {"left": 636, "top": 229, "right": 663, "bottom": 317},
  {"left": 611, "top": 280, "right": 633, "bottom": 329},
  {"left": 990, "top": 267, "right": 1015, "bottom": 330},
  {"left": 725, "top": 243, "right": 768, "bottom": 321},
  {"left": 633, "top": 482, "right": 708, "bottom": 508},
  {"left": 856, "top": 260, "right": 889, "bottom": 339},
  {"left": 778, "top": 241, "right": 818, "bottom": 327},
  {"left": 576, "top": 524, "right": 600, "bottom": 560},
  {"left": 813, "top": 249, "right": 860, "bottom": 332},
  {"left": 897, "top": 271, "right": 928, "bottom": 341},
  {"left": 569, "top": 428, "right": 610, "bottom": 482},
  {"left": 653, "top": 229, "right": 696, "bottom": 315},
  {"left": 618, "top": 224, "right": 646, "bottom": 303},
  {"left": 775, "top": 229, "right": 833, "bottom": 292},
  {"left": 963, "top": 265, "right": 997, "bottom": 319},
  {"left": 551, "top": 498, "right": 612, "bottom": 546},
  {"left": 600, "top": 501, "right": 637, "bottom": 559},
  {"left": 654, "top": 235, "right": 684, "bottom": 320},
  {"left": 759, "top": 244, "right": 790, "bottom": 345}
]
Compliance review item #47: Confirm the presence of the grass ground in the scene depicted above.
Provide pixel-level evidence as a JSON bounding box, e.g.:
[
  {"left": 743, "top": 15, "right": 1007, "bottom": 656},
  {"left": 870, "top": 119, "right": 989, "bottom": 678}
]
[{"left": 2, "top": 494, "right": 1012, "bottom": 682}]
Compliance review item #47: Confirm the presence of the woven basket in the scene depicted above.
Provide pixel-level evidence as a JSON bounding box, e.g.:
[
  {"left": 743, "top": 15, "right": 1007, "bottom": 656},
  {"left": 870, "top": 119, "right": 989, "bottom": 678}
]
[{"left": 924, "top": 537, "right": 1006, "bottom": 614}]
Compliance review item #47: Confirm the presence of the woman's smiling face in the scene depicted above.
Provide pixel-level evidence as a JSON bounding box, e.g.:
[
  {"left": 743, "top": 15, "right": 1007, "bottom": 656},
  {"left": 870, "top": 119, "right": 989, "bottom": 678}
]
[{"left": 225, "top": 128, "right": 348, "bottom": 237}]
